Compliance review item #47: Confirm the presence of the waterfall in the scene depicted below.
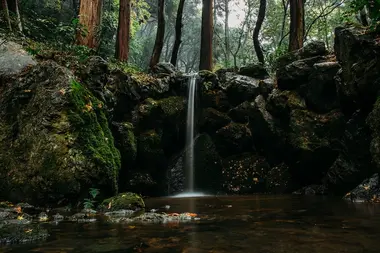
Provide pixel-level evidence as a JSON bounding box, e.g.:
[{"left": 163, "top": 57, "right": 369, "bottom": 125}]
[{"left": 185, "top": 74, "right": 197, "bottom": 193}]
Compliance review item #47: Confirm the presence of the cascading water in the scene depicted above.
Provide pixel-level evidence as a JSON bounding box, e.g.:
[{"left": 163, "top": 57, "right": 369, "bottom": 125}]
[
  {"left": 185, "top": 74, "right": 196, "bottom": 193},
  {"left": 171, "top": 73, "right": 207, "bottom": 198}
]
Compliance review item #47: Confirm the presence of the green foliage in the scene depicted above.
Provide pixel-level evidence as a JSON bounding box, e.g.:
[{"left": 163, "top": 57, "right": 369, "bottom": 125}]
[{"left": 83, "top": 188, "right": 100, "bottom": 209}]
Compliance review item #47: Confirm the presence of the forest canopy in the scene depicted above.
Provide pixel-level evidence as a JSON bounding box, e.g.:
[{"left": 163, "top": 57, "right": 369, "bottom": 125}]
[{"left": 0, "top": 0, "right": 379, "bottom": 72}]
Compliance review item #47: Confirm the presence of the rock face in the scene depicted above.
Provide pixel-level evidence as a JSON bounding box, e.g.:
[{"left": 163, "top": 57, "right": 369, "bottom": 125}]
[
  {"left": 0, "top": 61, "right": 120, "bottom": 205},
  {"left": 2, "top": 26, "right": 380, "bottom": 204}
]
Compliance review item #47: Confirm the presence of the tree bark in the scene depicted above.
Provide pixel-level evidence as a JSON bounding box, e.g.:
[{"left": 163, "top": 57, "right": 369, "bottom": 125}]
[
  {"left": 199, "top": 0, "right": 213, "bottom": 71},
  {"left": 150, "top": 0, "right": 165, "bottom": 69},
  {"left": 2, "top": 0, "right": 12, "bottom": 31},
  {"left": 288, "top": 0, "right": 304, "bottom": 52},
  {"left": 170, "top": 0, "right": 185, "bottom": 66},
  {"left": 76, "top": 0, "right": 103, "bottom": 49},
  {"left": 115, "top": 0, "right": 131, "bottom": 61},
  {"left": 7, "top": 0, "right": 22, "bottom": 32},
  {"left": 253, "top": 0, "right": 266, "bottom": 65}
]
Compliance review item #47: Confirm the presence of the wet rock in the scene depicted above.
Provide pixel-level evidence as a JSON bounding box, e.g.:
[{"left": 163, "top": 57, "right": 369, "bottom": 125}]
[
  {"left": 275, "top": 41, "right": 327, "bottom": 69},
  {"left": 221, "top": 153, "right": 270, "bottom": 194},
  {"left": 198, "top": 70, "right": 218, "bottom": 90},
  {"left": 0, "top": 61, "right": 120, "bottom": 205},
  {"left": 0, "top": 224, "right": 49, "bottom": 244},
  {"left": 111, "top": 122, "right": 137, "bottom": 169},
  {"left": 167, "top": 134, "right": 222, "bottom": 194},
  {"left": 258, "top": 78, "right": 275, "bottom": 99},
  {"left": 265, "top": 163, "right": 291, "bottom": 193},
  {"left": 266, "top": 89, "right": 306, "bottom": 121},
  {"left": 287, "top": 109, "right": 345, "bottom": 185},
  {"left": 201, "top": 89, "right": 230, "bottom": 112},
  {"left": 214, "top": 123, "right": 253, "bottom": 157},
  {"left": 52, "top": 213, "right": 64, "bottom": 221},
  {"left": 276, "top": 56, "right": 326, "bottom": 90},
  {"left": 334, "top": 26, "right": 380, "bottom": 110},
  {"left": 150, "top": 62, "right": 177, "bottom": 78},
  {"left": 68, "top": 212, "right": 97, "bottom": 223},
  {"left": 100, "top": 192, "right": 145, "bottom": 211},
  {"left": 224, "top": 73, "right": 261, "bottom": 106},
  {"left": 343, "top": 174, "right": 380, "bottom": 203},
  {"left": 366, "top": 98, "right": 380, "bottom": 172},
  {"left": 108, "top": 212, "right": 198, "bottom": 224},
  {"left": 299, "top": 61, "right": 340, "bottom": 113},
  {"left": 200, "top": 108, "right": 231, "bottom": 134},
  {"left": 293, "top": 185, "right": 328, "bottom": 195},
  {"left": 238, "top": 64, "right": 269, "bottom": 79},
  {"left": 323, "top": 110, "right": 375, "bottom": 195},
  {"left": 0, "top": 39, "right": 36, "bottom": 78}
]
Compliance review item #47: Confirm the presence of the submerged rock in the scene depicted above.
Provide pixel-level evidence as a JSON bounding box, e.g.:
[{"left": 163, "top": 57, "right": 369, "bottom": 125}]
[
  {"left": 0, "top": 224, "right": 49, "bottom": 244},
  {"left": 343, "top": 174, "right": 380, "bottom": 203}
]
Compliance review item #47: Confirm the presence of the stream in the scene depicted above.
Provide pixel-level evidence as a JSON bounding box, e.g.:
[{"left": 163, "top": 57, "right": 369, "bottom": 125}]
[{"left": 2, "top": 195, "right": 380, "bottom": 253}]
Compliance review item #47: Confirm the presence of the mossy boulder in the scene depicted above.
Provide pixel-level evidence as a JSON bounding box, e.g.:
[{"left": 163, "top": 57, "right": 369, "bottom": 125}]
[
  {"left": 0, "top": 61, "right": 120, "bottom": 205},
  {"left": 201, "top": 89, "right": 231, "bottom": 112},
  {"left": 214, "top": 123, "right": 253, "bottom": 157},
  {"left": 266, "top": 89, "right": 306, "bottom": 121},
  {"left": 286, "top": 109, "right": 345, "bottom": 186},
  {"left": 224, "top": 73, "right": 261, "bottom": 106},
  {"left": 200, "top": 108, "right": 231, "bottom": 134},
  {"left": 100, "top": 192, "right": 145, "bottom": 211},
  {"left": 238, "top": 64, "right": 269, "bottom": 79}
]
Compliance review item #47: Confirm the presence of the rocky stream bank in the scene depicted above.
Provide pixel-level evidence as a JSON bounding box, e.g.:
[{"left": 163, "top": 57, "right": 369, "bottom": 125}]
[{"left": 1, "top": 26, "right": 380, "bottom": 209}]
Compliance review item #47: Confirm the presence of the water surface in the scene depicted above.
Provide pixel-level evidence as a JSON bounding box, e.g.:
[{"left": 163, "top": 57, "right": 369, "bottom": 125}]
[{"left": 3, "top": 195, "right": 380, "bottom": 253}]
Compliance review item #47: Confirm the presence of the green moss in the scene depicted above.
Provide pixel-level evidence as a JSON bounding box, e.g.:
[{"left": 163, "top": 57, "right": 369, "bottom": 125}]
[
  {"left": 158, "top": 96, "right": 185, "bottom": 117},
  {"left": 68, "top": 80, "right": 121, "bottom": 193},
  {"left": 101, "top": 192, "right": 145, "bottom": 211}
]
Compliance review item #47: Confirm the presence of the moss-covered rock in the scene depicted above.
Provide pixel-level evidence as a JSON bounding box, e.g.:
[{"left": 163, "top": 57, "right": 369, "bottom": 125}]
[
  {"left": 200, "top": 108, "right": 231, "bottom": 134},
  {"left": 266, "top": 89, "right": 306, "bottom": 121},
  {"left": 100, "top": 192, "right": 145, "bottom": 211},
  {"left": 224, "top": 73, "right": 261, "bottom": 106},
  {"left": 0, "top": 61, "right": 120, "bottom": 205},
  {"left": 214, "top": 123, "right": 253, "bottom": 157},
  {"left": 201, "top": 89, "right": 231, "bottom": 112}
]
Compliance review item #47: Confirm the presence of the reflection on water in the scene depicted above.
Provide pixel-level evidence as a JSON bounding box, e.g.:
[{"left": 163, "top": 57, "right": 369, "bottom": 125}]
[{"left": 3, "top": 195, "right": 380, "bottom": 253}]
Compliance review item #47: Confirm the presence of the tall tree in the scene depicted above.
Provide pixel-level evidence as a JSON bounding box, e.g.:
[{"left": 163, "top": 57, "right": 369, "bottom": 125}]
[
  {"left": 76, "top": 0, "right": 103, "bottom": 49},
  {"left": 2, "top": 0, "right": 12, "bottom": 31},
  {"left": 115, "top": 0, "right": 131, "bottom": 61},
  {"left": 288, "top": 0, "right": 304, "bottom": 51},
  {"left": 170, "top": 0, "right": 185, "bottom": 66},
  {"left": 199, "top": 0, "right": 213, "bottom": 71},
  {"left": 224, "top": 0, "right": 230, "bottom": 67},
  {"left": 7, "top": 0, "right": 22, "bottom": 32},
  {"left": 253, "top": 0, "right": 266, "bottom": 65},
  {"left": 150, "top": 0, "right": 165, "bottom": 69}
]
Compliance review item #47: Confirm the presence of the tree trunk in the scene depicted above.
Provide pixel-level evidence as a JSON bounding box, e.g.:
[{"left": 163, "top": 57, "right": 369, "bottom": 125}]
[
  {"left": 199, "top": 0, "right": 213, "bottom": 71},
  {"left": 253, "top": 0, "right": 266, "bottom": 65},
  {"left": 7, "top": 0, "right": 22, "bottom": 32},
  {"left": 115, "top": 0, "right": 131, "bottom": 61},
  {"left": 76, "top": 0, "right": 103, "bottom": 49},
  {"left": 288, "top": 0, "right": 304, "bottom": 52},
  {"left": 224, "top": 0, "right": 230, "bottom": 67},
  {"left": 278, "top": 0, "right": 289, "bottom": 47},
  {"left": 2, "top": 0, "right": 12, "bottom": 31},
  {"left": 170, "top": 0, "right": 185, "bottom": 67},
  {"left": 149, "top": 0, "right": 165, "bottom": 69}
]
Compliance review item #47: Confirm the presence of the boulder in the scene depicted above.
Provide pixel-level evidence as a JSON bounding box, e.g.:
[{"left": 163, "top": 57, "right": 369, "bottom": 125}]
[
  {"left": 286, "top": 109, "right": 345, "bottom": 185},
  {"left": 0, "top": 61, "right": 121, "bottom": 205},
  {"left": 224, "top": 73, "right": 261, "bottom": 106},
  {"left": 334, "top": 26, "right": 380, "bottom": 110},
  {"left": 266, "top": 89, "right": 306, "bottom": 122},
  {"left": 0, "top": 39, "right": 36, "bottom": 79},
  {"left": 323, "top": 110, "right": 375, "bottom": 195},
  {"left": 200, "top": 108, "right": 231, "bottom": 134},
  {"left": 343, "top": 174, "right": 380, "bottom": 203},
  {"left": 214, "top": 122, "right": 253, "bottom": 157},
  {"left": 100, "top": 192, "right": 145, "bottom": 211},
  {"left": 167, "top": 134, "right": 222, "bottom": 194},
  {"left": 293, "top": 185, "right": 328, "bottom": 195},
  {"left": 221, "top": 153, "right": 270, "bottom": 194},
  {"left": 299, "top": 61, "right": 340, "bottom": 113},
  {"left": 275, "top": 41, "right": 327, "bottom": 69},
  {"left": 276, "top": 56, "right": 326, "bottom": 90},
  {"left": 201, "top": 89, "right": 230, "bottom": 112},
  {"left": 238, "top": 64, "right": 269, "bottom": 79},
  {"left": 258, "top": 78, "right": 275, "bottom": 99},
  {"left": 366, "top": 98, "right": 380, "bottom": 171},
  {"left": 150, "top": 62, "right": 178, "bottom": 78}
]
